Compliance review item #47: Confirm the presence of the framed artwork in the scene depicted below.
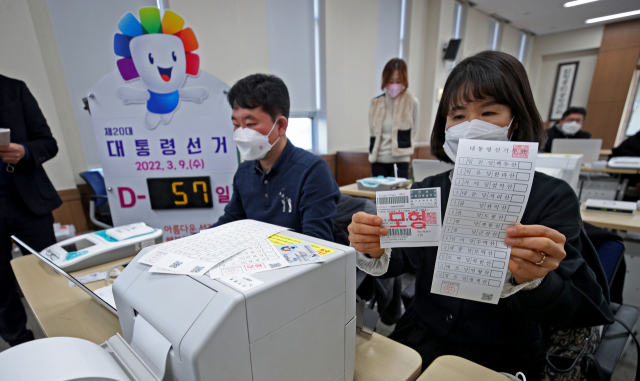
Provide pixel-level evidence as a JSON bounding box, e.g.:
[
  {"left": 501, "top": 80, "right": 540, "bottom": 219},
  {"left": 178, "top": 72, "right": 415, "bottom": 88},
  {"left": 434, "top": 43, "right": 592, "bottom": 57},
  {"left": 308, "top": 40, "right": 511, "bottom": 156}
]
[{"left": 549, "top": 61, "right": 579, "bottom": 121}]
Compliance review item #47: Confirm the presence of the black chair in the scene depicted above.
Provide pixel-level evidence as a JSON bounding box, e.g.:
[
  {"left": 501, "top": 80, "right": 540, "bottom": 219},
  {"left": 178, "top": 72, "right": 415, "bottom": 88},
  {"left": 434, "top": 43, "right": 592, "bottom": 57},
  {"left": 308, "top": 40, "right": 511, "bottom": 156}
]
[
  {"left": 79, "top": 171, "right": 113, "bottom": 229},
  {"left": 591, "top": 240, "right": 639, "bottom": 380}
]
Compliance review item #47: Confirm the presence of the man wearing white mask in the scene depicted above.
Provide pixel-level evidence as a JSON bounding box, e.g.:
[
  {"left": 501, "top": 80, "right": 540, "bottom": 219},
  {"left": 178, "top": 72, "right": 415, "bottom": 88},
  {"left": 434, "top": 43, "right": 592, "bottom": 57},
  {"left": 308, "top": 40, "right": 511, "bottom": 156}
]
[
  {"left": 541, "top": 107, "right": 591, "bottom": 152},
  {"left": 211, "top": 74, "right": 340, "bottom": 241}
]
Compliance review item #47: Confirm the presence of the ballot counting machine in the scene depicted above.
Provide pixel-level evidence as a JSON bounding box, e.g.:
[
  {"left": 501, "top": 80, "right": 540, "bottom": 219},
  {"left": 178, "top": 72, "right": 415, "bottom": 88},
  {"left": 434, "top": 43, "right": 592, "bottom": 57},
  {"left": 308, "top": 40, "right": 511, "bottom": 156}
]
[
  {"left": 41, "top": 222, "right": 163, "bottom": 272},
  {"left": 0, "top": 231, "right": 357, "bottom": 381}
]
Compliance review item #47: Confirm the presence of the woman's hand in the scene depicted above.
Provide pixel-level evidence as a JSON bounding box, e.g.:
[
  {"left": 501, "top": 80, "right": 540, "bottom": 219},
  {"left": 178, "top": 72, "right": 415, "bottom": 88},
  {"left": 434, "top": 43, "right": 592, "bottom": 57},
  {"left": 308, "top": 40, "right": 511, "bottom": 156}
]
[
  {"left": 504, "top": 224, "right": 567, "bottom": 285},
  {"left": 348, "top": 212, "right": 388, "bottom": 258}
]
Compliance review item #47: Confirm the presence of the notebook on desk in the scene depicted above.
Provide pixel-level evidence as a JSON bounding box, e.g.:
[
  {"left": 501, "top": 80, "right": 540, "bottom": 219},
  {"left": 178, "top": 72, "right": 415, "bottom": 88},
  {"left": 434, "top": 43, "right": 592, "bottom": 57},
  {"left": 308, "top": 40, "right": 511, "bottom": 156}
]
[{"left": 11, "top": 235, "right": 117, "bottom": 315}]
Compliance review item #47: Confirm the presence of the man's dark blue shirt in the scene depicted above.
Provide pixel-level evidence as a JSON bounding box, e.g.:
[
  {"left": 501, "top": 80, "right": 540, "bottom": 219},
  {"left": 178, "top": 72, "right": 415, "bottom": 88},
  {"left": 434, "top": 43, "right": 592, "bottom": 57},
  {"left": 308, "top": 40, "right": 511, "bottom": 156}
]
[{"left": 212, "top": 140, "right": 340, "bottom": 241}]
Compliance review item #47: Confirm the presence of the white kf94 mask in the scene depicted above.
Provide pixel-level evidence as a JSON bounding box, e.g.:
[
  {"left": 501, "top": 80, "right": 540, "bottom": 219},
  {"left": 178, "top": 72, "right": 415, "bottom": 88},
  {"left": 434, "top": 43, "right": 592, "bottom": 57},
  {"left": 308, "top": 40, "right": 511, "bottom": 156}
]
[
  {"left": 233, "top": 119, "right": 280, "bottom": 161},
  {"left": 443, "top": 118, "right": 514, "bottom": 162}
]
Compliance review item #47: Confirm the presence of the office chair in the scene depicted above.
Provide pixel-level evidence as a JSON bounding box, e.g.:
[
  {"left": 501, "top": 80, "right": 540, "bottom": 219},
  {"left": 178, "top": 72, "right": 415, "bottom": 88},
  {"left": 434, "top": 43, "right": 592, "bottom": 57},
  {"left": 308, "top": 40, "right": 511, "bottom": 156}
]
[
  {"left": 79, "top": 171, "right": 113, "bottom": 229},
  {"left": 591, "top": 240, "right": 640, "bottom": 380}
]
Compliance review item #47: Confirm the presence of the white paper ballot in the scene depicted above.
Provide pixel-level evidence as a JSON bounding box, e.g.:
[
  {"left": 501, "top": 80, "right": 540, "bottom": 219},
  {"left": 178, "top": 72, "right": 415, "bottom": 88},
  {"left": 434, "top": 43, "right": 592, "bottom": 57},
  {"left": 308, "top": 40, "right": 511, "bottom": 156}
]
[
  {"left": 377, "top": 188, "right": 442, "bottom": 248},
  {"left": 0, "top": 128, "right": 9, "bottom": 147},
  {"left": 94, "top": 284, "right": 116, "bottom": 310},
  {"left": 218, "top": 274, "right": 264, "bottom": 292},
  {"left": 138, "top": 220, "right": 288, "bottom": 274},
  {"left": 208, "top": 240, "right": 288, "bottom": 279},
  {"left": 431, "top": 139, "right": 538, "bottom": 304}
]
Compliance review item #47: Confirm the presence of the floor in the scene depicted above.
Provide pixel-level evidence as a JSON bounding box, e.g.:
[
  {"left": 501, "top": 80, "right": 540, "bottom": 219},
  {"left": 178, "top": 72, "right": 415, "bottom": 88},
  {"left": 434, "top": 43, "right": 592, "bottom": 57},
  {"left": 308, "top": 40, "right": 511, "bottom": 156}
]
[{"left": 2, "top": 239, "right": 640, "bottom": 379}]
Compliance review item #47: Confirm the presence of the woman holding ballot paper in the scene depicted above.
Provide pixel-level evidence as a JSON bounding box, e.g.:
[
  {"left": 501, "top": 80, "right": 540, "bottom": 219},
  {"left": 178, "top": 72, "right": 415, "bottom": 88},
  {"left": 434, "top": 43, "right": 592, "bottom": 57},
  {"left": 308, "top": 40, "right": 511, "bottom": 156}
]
[{"left": 348, "top": 51, "right": 613, "bottom": 379}]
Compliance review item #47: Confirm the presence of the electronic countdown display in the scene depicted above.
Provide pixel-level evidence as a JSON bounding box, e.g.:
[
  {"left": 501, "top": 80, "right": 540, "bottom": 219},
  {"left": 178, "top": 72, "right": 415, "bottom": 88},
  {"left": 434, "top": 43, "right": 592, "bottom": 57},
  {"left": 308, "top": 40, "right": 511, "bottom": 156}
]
[{"left": 147, "top": 176, "right": 213, "bottom": 210}]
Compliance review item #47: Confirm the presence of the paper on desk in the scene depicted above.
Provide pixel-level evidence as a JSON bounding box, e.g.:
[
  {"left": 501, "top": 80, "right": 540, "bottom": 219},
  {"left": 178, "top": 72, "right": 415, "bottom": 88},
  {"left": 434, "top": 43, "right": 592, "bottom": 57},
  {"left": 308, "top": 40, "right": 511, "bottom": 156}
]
[
  {"left": 431, "top": 139, "right": 538, "bottom": 304},
  {"left": 69, "top": 271, "right": 107, "bottom": 287},
  {"left": 377, "top": 188, "right": 442, "bottom": 248},
  {"left": 218, "top": 274, "right": 265, "bottom": 292},
  {"left": 208, "top": 239, "right": 288, "bottom": 279},
  {"left": 138, "top": 220, "right": 288, "bottom": 273},
  {"left": 94, "top": 284, "right": 116, "bottom": 310},
  {"left": 0, "top": 128, "right": 9, "bottom": 147},
  {"left": 275, "top": 242, "right": 324, "bottom": 266}
]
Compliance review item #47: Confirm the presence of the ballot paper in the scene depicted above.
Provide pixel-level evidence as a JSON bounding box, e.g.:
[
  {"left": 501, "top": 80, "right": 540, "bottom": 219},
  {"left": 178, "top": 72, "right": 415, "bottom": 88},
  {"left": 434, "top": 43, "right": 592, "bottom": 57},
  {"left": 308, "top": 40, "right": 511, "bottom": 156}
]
[
  {"left": 208, "top": 240, "right": 289, "bottom": 279},
  {"left": 431, "top": 139, "right": 538, "bottom": 304},
  {"left": 68, "top": 271, "right": 107, "bottom": 287},
  {"left": 275, "top": 242, "right": 324, "bottom": 266},
  {"left": 94, "top": 284, "right": 116, "bottom": 309},
  {"left": 377, "top": 188, "right": 442, "bottom": 248},
  {"left": 139, "top": 220, "right": 287, "bottom": 275},
  {"left": 0, "top": 128, "right": 9, "bottom": 146}
]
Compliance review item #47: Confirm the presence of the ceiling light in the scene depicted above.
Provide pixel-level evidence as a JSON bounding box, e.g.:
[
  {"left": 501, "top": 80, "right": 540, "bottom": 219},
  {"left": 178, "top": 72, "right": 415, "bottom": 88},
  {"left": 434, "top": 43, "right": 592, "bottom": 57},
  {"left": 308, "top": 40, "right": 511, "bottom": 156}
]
[
  {"left": 564, "top": 0, "right": 598, "bottom": 8},
  {"left": 586, "top": 9, "right": 640, "bottom": 23}
]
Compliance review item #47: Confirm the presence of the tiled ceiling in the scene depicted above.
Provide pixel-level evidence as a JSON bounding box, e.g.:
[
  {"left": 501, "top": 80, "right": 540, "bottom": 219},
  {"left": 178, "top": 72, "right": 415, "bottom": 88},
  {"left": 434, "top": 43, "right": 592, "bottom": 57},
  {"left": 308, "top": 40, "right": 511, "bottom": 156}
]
[{"left": 470, "top": 0, "right": 640, "bottom": 35}]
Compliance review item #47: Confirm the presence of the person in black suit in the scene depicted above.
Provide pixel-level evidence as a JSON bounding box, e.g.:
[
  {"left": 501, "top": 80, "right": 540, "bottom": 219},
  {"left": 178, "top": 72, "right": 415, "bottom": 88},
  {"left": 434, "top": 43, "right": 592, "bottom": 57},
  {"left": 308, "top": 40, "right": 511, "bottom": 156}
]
[
  {"left": 0, "top": 75, "right": 61, "bottom": 346},
  {"left": 541, "top": 107, "right": 592, "bottom": 152}
]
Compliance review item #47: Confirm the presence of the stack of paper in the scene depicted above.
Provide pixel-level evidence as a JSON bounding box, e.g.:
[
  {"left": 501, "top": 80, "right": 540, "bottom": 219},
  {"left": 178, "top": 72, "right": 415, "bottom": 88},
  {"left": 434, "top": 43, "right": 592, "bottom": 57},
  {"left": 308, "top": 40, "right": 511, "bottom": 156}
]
[{"left": 137, "top": 220, "right": 328, "bottom": 280}]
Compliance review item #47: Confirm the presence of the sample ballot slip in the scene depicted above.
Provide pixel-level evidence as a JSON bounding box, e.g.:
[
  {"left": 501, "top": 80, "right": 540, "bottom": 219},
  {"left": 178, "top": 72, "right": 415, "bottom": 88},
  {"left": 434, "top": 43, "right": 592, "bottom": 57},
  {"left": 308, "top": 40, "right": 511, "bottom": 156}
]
[
  {"left": 431, "top": 139, "right": 538, "bottom": 304},
  {"left": 377, "top": 188, "right": 442, "bottom": 248}
]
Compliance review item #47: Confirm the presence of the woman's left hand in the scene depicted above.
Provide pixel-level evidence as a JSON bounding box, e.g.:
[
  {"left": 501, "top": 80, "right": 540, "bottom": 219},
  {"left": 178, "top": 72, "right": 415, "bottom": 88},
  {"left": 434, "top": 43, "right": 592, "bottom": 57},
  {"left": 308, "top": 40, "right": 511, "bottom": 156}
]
[{"left": 504, "top": 224, "right": 567, "bottom": 285}]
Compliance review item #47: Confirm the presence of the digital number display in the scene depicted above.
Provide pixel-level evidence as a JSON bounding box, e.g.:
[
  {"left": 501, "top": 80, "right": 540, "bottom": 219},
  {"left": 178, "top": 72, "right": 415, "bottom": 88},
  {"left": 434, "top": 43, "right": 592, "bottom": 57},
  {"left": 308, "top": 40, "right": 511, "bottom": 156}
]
[{"left": 147, "top": 176, "right": 213, "bottom": 210}]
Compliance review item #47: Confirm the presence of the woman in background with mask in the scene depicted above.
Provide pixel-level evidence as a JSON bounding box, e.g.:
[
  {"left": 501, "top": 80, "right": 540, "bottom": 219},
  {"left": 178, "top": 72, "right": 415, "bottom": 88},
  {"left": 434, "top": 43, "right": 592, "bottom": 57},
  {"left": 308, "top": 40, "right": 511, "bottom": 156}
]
[
  {"left": 368, "top": 58, "right": 420, "bottom": 179},
  {"left": 349, "top": 51, "right": 613, "bottom": 378}
]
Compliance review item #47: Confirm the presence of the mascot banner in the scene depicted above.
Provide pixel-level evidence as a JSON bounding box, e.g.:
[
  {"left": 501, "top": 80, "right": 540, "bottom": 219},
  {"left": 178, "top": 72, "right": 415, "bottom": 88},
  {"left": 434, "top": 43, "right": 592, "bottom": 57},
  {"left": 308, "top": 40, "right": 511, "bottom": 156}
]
[{"left": 88, "top": 8, "right": 237, "bottom": 240}]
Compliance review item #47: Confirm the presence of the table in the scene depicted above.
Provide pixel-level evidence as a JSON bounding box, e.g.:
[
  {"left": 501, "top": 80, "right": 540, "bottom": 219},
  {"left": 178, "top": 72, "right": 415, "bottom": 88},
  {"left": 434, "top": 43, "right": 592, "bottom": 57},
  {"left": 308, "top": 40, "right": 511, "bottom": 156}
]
[
  {"left": 581, "top": 209, "right": 640, "bottom": 232},
  {"left": 580, "top": 166, "right": 639, "bottom": 175},
  {"left": 418, "top": 355, "right": 510, "bottom": 381},
  {"left": 339, "top": 183, "right": 410, "bottom": 200},
  {"left": 11, "top": 254, "right": 422, "bottom": 381}
]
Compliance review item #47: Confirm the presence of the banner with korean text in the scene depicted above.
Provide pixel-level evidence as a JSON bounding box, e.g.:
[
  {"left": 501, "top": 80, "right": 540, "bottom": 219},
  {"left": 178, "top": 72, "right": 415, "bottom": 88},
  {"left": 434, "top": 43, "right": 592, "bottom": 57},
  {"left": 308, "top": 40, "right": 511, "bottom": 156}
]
[{"left": 87, "top": 8, "right": 237, "bottom": 240}]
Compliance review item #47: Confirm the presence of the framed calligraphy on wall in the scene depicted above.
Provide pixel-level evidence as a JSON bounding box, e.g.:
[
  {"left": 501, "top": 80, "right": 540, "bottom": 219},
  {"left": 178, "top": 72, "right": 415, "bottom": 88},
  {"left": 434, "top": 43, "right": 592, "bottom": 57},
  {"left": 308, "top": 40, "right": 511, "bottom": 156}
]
[{"left": 549, "top": 61, "right": 579, "bottom": 121}]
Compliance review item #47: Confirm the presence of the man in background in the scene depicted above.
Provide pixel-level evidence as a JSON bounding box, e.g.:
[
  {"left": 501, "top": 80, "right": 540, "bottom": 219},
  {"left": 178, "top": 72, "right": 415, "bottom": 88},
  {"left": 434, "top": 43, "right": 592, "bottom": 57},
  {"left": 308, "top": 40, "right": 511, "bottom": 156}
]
[
  {"left": 0, "top": 75, "right": 61, "bottom": 346},
  {"left": 212, "top": 74, "right": 340, "bottom": 241},
  {"left": 542, "top": 106, "right": 591, "bottom": 152}
]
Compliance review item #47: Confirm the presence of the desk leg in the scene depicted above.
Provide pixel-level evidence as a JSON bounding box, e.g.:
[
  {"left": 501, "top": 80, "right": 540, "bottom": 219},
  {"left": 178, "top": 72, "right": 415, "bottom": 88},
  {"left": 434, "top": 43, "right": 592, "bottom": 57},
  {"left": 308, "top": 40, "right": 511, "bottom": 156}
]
[{"left": 618, "top": 178, "right": 629, "bottom": 201}]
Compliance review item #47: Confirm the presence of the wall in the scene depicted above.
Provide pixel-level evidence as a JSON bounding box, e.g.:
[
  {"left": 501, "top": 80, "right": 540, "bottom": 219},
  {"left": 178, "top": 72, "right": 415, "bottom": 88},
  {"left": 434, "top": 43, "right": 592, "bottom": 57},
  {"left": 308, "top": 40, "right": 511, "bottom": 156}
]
[
  {"left": 325, "top": 0, "right": 378, "bottom": 152},
  {"left": 585, "top": 18, "right": 640, "bottom": 149},
  {"left": 0, "top": 0, "right": 76, "bottom": 191},
  {"left": 528, "top": 25, "right": 604, "bottom": 117},
  {"left": 536, "top": 49, "right": 599, "bottom": 122}
]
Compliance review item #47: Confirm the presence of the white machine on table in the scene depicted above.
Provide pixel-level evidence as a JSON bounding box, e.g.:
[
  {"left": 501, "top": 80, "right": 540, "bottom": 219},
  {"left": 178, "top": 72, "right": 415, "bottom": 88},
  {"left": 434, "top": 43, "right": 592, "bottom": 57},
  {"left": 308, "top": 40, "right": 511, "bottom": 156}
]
[
  {"left": 608, "top": 156, "right": 640, "bottom": 169},
  {"left": 41, "top": 222, "right": 162, "bottom": 271},
  {"left": 1, "top": 231, "right": 357, "bottom": 381},
  {"left": 356, "top": 176, "right": 410, "bottom": 191}
]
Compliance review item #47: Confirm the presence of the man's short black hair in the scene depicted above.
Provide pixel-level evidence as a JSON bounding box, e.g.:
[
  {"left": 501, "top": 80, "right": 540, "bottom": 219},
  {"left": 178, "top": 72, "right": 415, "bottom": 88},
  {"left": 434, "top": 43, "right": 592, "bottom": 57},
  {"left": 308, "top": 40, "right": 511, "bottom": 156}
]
[
  {"left": 562, "top": 107, "right": 587, "bottom": 120},
  {"left": 227, "top": 74, "right": 290, "bottom": 121}
]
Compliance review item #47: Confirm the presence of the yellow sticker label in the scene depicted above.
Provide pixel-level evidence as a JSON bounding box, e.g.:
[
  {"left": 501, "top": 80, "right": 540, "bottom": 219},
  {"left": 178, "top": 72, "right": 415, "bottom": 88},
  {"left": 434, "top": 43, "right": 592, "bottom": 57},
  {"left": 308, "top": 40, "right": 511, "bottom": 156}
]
[{"left": 268, "top": 234, "right": 337, "bottom": 257}]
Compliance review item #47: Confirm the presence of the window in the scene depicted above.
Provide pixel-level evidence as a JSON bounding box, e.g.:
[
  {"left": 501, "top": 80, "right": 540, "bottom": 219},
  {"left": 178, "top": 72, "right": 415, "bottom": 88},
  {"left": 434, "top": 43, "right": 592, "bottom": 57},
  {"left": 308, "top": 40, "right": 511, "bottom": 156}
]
[
  {"left": 453, "top": 1, "right": 463, "bottom": 40},
  {"left": 399, "top": 0, "right": 407, "bottom": 58},
  {"left": 287, "top": 117, "right": 314, "bottom": 151},
  {"left": 517, "top": 32, "right": 527, "bottom": 62},
  {"left": 487, "top": 17, "right": 500, "bottom": 51}
]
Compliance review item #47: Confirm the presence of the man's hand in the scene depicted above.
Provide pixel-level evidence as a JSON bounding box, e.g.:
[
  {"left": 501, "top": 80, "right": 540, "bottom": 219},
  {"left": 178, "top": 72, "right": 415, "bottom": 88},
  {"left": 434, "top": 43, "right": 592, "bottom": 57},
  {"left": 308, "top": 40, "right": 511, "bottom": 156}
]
[
  {"left": 0, "top": 143, "right": 25, "bottom": 164},
  {"left": 348, "top": 212, "right": 388, "bottom": 258}
]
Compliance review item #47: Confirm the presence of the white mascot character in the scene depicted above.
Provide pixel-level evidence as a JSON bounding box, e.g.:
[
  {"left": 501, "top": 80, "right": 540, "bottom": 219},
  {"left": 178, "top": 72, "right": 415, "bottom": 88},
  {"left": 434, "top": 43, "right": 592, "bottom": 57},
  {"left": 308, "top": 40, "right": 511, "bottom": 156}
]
[{"left": 114, "top": 8, "right": 208, "bottom": 129}]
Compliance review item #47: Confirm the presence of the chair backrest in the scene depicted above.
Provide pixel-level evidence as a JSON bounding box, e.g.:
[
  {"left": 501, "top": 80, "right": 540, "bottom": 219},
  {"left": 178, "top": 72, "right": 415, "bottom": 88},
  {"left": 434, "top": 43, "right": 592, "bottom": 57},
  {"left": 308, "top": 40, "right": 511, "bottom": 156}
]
[
  {"left": 79, "top": 171, "right": 108, "bottom": 207},
  {"left": 412, "top": 159, "right": 454, "bottom": 182},
  {"left": 596, "top": 240, "right": 625, "bottom": 286}
]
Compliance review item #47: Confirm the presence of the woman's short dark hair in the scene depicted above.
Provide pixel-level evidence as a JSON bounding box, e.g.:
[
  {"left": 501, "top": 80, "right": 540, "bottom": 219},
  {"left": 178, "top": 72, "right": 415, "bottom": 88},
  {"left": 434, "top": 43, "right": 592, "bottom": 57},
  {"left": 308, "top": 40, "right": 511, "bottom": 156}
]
[
  {"left": 431, "top": 51, "right": 546, "bottom": 163},
  {"left": 381, "top": 58, "right": 409, "bottom": 91},
  {"left": 227, "top": 73, "right": 290, "bottom": 121}
]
